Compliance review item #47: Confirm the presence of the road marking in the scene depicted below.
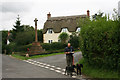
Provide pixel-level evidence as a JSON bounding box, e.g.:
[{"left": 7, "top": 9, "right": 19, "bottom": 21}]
[
  {"left": 55, "top": 70, "right": 61, "bottom": 73},
  {"left": 45, "top": 66, "right": 49, "bottom": 69},
  {"left": 62, "top": 69, "right": 65, "bottom": 71},
  {"left": 51, "top": 65, "right": 55, "bottom": 68},
  {"left": 46, "top": 64, "right": 50, "bottom": 66},
  {"left": 23, "top": 59, "right": 78, "bottom": 79},
  {"left": 56, "top": 67, "right": 61, "bottom": 70},
  {"left": 36, "top": 62, "right": 40, "bottom": 63},
  {"left": 33, "top": 61, "right": 37, "bottom": 62},
  {"left": 49, "top": 68, "right": 55, "bottom": 71},
  {"left": 72, "top": 76, "right": 77, "bottom": 78}
]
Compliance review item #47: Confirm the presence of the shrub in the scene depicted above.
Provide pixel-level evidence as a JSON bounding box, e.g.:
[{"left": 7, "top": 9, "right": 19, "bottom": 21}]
[
  {"left": 15, "top": 31, "right": 35, "bottom": 45},
  {"left": 59, "top": 32, "right": 69, "bottom": 43},
  {"left": 69, "top": 32, "right": 79, "bottom": 49},
  {"left": 80, "top": 16, "right": 120, "bottom": 71}
]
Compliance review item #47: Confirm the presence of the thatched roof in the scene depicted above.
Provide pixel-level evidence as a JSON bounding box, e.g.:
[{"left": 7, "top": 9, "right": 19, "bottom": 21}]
[{"left": 43, "top": 14, "right": 88, "bottom": 34}]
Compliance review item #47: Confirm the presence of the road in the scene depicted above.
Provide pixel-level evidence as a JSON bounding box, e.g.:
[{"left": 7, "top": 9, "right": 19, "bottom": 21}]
[{"left": 2, "top": 51, "right": 84, "bottom": 79}]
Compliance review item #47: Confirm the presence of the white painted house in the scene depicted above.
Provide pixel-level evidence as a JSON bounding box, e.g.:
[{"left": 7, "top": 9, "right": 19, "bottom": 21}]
[{"left": 43, "top": 10, "right": 90, "bottom": 43}]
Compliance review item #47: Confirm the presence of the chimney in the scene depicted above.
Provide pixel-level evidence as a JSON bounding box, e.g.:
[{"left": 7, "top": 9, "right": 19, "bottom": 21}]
[
  {"left": 87, "top": 10, "right": 90, "bottom": 17},
  {"left": 47, "top": 12, "right": 51, "bottom": 19},
  {"left": 8, "top": 31, "right": 10, "bottom": 36}
]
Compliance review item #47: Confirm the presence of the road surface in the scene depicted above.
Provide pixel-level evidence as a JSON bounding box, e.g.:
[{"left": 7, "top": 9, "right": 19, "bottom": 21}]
[{"left": 2, "top": 51, "right": 85, "bottom": 79}]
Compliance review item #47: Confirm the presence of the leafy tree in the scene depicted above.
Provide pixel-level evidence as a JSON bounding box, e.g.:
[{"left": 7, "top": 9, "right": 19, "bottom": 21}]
[
  {"left": 37, "top": 29, "right": 43, "bottom": 43},
  {"left": 22, "top": 25, "right": 34, "bottom": 31},
  {"left": 69, "top": 32, "right": 79, "bottom": 49},
  {"left": 80, "top": 13, "right": 120, "bottom": 70},
  {"left": 12, "top": 15, "right": 24, "bottom": 39},
  {"left": 15, "top": 31, "right": 35, "bottom": 45},
  {"left": 1, "top": 30, "right": 8, "bottom": 53},
  {"left": 59, "top": 32, "right": 69, "bottom": 43},
  {"left": 92, "top": 10, "right": 104, "bottom": 20}
]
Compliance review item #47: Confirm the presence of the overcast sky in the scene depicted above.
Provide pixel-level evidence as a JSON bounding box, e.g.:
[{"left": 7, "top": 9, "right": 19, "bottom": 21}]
[{"left": 0, "top": 0, "right": 120, "bottom": 31}]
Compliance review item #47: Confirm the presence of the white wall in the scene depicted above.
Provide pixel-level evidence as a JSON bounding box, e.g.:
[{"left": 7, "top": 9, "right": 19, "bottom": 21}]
[{"left": 43, "top": 29, "right": 72, "bottom": 43}]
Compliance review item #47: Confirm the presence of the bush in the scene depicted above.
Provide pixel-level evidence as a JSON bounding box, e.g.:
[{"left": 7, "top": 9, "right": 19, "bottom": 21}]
[
  {"left": 80, "top": 16, "right": 120, "bottom": 71},
  {"left": 15, "top": 31, "right": 35, "bottom": 45},
  {"left": 6, "top": 42, "right": 16, "bottom": 54},
  {"left": 69, "top": 32, "right": 79, "bottom": 49},
  {"left": 6, "top": 43, "right": 32, "bottom": 54}
]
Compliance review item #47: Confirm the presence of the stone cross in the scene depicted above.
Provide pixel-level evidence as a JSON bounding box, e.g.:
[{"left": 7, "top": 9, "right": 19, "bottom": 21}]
[{"left": 34, "top": 18, "right": 38, "bottom": 42}]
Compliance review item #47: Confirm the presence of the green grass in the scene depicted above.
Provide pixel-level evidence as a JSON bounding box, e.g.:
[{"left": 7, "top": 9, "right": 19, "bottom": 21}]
[
  {"left": 11, "top": 50, "right": 81, "bottom": 60},
  {"left": 11, "top": 52, "right": 64, "bottom": 60},
  {"left": 79, "top": 58, "right": 119, "bottom": 78}
]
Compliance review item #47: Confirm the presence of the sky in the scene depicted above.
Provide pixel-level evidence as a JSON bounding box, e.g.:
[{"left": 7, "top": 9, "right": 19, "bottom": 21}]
[{"left": 0, "top": 0, "right": 120, "bottom": 31}]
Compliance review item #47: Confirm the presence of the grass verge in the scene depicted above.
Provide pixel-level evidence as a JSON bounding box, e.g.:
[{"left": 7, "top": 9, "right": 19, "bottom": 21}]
[
  {"left": 11, "top": 50, "right": 81, "bottom": 60},
  {"left": 11, "top": 52, "right": 64, "bottom": 60},
  {"left": 79, "top": 58, "right": 119, "bottom": 78}
]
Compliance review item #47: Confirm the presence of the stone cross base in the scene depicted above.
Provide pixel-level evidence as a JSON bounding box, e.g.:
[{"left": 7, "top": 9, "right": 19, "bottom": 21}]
[{"left": 28, "top": 42, "right": 45, "bottom": 55}]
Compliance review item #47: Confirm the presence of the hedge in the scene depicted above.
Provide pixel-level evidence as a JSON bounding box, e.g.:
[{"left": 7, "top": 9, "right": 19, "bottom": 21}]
[
  {"left": 41, "top": 42, "right": 67, "bottom": 51},
  {"left": 6, "top": 42, "right": 67, "bottom": 54},
  {"left": 80, "top": 17, "right": 120, "bottom": 71}
]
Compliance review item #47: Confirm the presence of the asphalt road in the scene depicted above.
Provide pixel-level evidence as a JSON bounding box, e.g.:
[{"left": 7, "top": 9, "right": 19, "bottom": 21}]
[{"left": 2, "top": 51, "right": 83, "bottom": 79}]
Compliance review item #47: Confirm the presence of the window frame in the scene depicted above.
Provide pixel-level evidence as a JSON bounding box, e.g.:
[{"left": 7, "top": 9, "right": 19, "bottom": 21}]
[{"left": 48, "top": 29, "right": 53, "bottom": 34}]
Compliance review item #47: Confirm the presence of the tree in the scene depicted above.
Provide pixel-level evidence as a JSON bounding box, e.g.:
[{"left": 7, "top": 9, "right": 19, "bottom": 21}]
[
  {"left": 12, "top": 15, "right": 24, "bottom": 39},
  {"left": 59, "top": 32, "right": 69, "bottom": 43},
  {"left": 15, "top": 31, "right": 35, "bottom": 45},
  {"left": 1, "top": 30, "right": 8, "bottom": 53},
  {"left": 37, "top": 29, "right": 43, "bottom": 43},
  {"left": 69, "top": 32, "right": 79, "bottom": 49},
  {"left": 92, "top": 10, "right": 104, "bottom": 20},
  {"left": 22, "top": 25, "right": 34, "bottom": 31}
]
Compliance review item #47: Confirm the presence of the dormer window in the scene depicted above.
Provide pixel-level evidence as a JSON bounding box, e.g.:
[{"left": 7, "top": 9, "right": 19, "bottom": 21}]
[
  {"left": 76, "top": 27, "right": 81, "bottom": 32},
  {"left": 48, "top": 29, "right": 53, "bottom": 34},
  {"left": 62, "top": 28, "right": 67, "bottom": 32}
]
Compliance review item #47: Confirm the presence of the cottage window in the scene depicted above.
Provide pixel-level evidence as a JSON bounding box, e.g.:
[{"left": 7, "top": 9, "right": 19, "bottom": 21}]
[
  {"left": 48, "top": 29, "right": 53, "bottom": 34},
  {"left": 48, "top": 40, "right": 52, "bottom": 43},
  {"left": 58, "top": 39, "right": 61, "bottom": 42},
  {"left": 62, "top": 28, "right": 67, "bottom": 32},
  {"left": 76, "top": 27, "right": 81, "bottom": 32}
]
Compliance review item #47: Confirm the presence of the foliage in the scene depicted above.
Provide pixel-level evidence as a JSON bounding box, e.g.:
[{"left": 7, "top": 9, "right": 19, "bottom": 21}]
[
  {"left": 11, "top": 52, "right": 64, "bottom": 60},
  {"left": 1, "top": 30, "right": 8, "bottom": 53},
  {"left": 79, "top": 58, "right": 119, "bottom": 78},
  {"left": 12, "top": 15, "right": 24, "bottom": 39},
  {"left": 92, "top": 10, "right": 104, "bottom": 20},
  {"left": 69, "top": 32, "right": 79, "bottom": 49},
  {"left": 59, "top": 32, "right": 69, "bottom": 43},
  {"left": 15, "top": 31, "right": 35, "bottom": 45},
  {"left": 22, "top": 25, "right": 34, "bottom": 31},
  {"left": 37, "top": 29, "right": 43, "bottom": 43},
  {"left": 79, "top": 15, "right": 120, "bottom": 71},
  {"left": 41, "top": 42, "right": 67, "bottom": 51},
  {"left": 5, "top": 42, "right": 16, "bottom": 54}
]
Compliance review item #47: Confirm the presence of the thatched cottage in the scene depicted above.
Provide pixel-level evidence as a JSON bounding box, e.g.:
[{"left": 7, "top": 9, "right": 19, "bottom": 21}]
[{"left": 43, "top": 10, "right": 90, "bottom": 43}]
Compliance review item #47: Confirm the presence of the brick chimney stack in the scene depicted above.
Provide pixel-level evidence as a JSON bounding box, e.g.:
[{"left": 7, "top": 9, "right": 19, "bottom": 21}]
[
  {"left": 47, "top": 12, "right": 51, "bottom": 19},
  {"left": 87, "top": 10, "right": 90, "bottom": 17},
  {"left": 8, "top": 31, "right": 10, "bottom": 36}
]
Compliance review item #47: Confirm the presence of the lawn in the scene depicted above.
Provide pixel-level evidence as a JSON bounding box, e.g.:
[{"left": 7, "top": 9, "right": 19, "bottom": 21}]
[{"left": 79, "top": 58, "right": 119, "bottom": 78}]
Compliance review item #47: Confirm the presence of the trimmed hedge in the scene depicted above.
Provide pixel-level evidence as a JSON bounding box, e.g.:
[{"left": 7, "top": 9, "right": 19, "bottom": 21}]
[
  {"left": 6, "top": 42, "right": 67, "bottom": 54},
  {"left": 41, "top": 42, "right": 67, "bottom": 51},
  {"left": 80, "top": 17, "right": 120, "bottom": 71}
]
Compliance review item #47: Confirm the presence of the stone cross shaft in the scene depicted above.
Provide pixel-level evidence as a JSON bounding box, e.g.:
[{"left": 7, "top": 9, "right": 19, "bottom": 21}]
[{"left": 34, "top": 18, "right": 38, "bottom": 42}]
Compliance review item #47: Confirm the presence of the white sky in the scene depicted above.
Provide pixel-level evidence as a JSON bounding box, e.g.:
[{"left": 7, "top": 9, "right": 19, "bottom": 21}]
[{"left": 0, "top": 0, "right": 120, "bottom": 31}]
